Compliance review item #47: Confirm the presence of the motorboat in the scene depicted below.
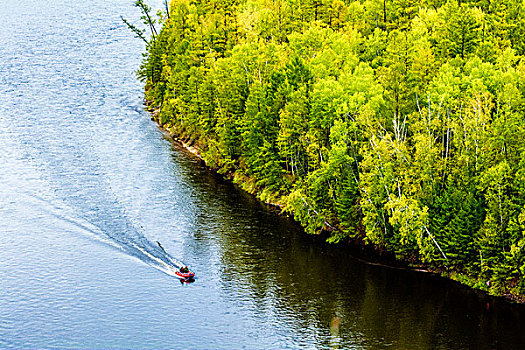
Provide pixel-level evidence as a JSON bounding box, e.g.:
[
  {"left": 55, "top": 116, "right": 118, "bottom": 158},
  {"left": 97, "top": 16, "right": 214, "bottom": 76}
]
[{"left": 174, "top": 266, "right": 195, "bottom": 280}]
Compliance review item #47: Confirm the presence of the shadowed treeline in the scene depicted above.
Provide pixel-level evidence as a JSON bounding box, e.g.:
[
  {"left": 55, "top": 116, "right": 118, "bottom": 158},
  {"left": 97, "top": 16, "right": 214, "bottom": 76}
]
[{"left": 168, "top": 145, "right": 525, "bottom": 349}]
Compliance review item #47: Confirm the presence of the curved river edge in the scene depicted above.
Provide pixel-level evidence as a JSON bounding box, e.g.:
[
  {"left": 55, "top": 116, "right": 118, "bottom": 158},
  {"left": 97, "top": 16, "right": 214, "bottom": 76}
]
[{"left": 145, "top": 103, "right": 525, "bottom": 305}]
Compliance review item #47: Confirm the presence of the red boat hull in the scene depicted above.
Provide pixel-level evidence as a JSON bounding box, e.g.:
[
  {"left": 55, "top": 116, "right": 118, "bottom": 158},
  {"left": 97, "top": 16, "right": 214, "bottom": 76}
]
[{"left": 174, "top": 270, "right": 195, "bottom": 280}]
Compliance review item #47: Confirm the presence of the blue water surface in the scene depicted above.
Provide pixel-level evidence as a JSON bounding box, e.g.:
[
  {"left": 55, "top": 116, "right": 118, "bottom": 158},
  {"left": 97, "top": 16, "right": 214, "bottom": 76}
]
[{"left": 1, "top": 1, "right": 525, "bottom": 349}]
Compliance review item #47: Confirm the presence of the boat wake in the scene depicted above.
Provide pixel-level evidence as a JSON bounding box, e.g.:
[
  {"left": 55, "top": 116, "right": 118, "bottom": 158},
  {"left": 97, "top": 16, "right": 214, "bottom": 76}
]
[
  {"left": 3, "top": 90, "right": 192, "bottom": 280},
  {"left": 26, "top": 192, "right": 188, "bottom": 278}
]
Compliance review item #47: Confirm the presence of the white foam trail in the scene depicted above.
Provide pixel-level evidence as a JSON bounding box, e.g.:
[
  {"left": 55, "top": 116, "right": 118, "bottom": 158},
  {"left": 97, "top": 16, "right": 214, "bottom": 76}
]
[
  {"left": 25, "top": 192, "right": 102, "bottom": 235},
  {"left": 24, "top": 191, "right": 186, "bottom": 278},
  {"left": 27, "top": 193, "right": 126, "bottom": 253},
  {"left": 130, "top": 243, "right": 180, "bottom": 276}
]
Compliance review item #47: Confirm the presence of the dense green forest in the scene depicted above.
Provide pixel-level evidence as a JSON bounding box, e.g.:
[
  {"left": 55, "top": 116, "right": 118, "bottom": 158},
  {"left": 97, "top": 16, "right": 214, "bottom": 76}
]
[{"left": 137, "top": 0, "right": 525, "bottom": 298}]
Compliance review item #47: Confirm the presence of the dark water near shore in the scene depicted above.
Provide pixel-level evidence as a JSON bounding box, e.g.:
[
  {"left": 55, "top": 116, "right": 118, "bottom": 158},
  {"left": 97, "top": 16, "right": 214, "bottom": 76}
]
[{"left": 1, "top": 1, "right": 525, "bottom": 349}]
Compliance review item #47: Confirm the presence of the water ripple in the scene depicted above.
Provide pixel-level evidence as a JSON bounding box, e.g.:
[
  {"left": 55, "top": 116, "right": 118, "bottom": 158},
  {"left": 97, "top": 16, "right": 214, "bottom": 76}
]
[{"left": 2, "top": 0, "right": 525, "bottom": 349}]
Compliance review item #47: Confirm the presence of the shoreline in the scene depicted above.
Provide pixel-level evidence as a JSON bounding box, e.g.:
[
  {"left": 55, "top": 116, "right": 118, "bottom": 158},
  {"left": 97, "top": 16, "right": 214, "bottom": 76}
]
[
  {"left": 170, "top": 133, "right": 203, "bottom": 160},
  {"left": 148, "top": 106, "right": 525, "bottom": 305},
  {"left": 151, "top": 110, "right": 285, "bottom": 209}
]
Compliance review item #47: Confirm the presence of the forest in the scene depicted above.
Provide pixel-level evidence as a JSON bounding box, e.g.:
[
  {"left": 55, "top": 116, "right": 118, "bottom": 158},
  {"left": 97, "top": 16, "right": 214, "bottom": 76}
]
[{"left": 136, "top": 0, "right": 525, "bottom": 299}]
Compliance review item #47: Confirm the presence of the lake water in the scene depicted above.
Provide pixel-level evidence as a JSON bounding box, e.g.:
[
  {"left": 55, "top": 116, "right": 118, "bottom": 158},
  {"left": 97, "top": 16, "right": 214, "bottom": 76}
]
[{"left": 1, "top": 1, "right": 525, "bottom": 349}]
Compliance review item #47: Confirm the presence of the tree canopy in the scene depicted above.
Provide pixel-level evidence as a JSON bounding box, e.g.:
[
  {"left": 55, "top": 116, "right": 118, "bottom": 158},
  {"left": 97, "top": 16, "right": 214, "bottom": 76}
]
[{"left": 139, "top": 0, "right": 525, "bottom": 299}]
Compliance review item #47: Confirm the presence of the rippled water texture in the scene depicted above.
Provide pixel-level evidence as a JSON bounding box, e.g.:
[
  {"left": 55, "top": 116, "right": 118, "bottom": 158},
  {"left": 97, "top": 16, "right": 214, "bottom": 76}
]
[{"left": 1, "top": 1, "right": 525, "bottom": 349}]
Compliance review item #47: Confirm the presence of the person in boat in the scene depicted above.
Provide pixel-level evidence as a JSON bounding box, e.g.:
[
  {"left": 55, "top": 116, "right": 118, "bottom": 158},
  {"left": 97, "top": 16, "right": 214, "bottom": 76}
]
[{"left": 180, "top": 266, "right": 189, "bottom": 273}]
